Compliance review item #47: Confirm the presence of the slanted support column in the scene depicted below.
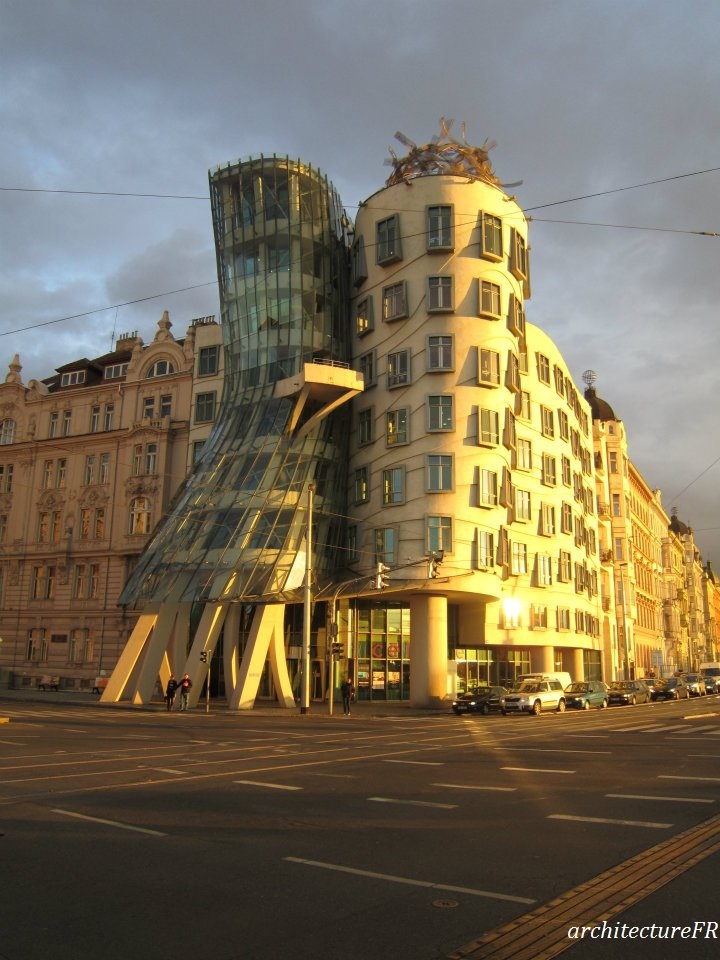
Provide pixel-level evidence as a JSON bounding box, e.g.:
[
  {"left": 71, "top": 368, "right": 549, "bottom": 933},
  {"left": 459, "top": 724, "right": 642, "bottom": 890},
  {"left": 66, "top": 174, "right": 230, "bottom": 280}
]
[
  {"left": 228, "top": 603, "right": 295, "bottom": 710},
  {"left": 101, "top": 612, "right": 158, "bottom": 703},
  {"left": 183, "top": 602, "right": 228, "bottom": 709},
  {"left": 409, "top": 595, "right": 448, "bottom": 708}
]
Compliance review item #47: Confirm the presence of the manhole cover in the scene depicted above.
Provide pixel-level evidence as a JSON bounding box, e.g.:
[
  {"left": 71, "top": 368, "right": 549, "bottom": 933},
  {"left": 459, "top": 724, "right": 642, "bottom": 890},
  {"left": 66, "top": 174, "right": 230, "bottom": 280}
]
[{"left": 432, "top": 899, "right": 459, "bottom": 909}]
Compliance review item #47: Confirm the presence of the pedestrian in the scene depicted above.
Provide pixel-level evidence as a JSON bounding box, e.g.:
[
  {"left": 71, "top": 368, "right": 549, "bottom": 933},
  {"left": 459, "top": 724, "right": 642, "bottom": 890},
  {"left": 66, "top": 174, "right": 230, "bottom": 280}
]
[
  {"left": 179, "top": 673, "right": 192, "bottom": 711},
  {"left": 341, "top": 677, "right": 354, "bottom": 716},
  {"left": 165, "top": 675, "right": 178, "bottom": 711}
]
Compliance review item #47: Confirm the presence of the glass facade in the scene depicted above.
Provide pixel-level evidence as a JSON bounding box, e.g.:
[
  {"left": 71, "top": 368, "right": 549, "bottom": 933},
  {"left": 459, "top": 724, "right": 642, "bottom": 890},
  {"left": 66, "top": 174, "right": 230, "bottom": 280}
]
[{"left": 120, "top": 157, "right": 352, "bottom": 605}]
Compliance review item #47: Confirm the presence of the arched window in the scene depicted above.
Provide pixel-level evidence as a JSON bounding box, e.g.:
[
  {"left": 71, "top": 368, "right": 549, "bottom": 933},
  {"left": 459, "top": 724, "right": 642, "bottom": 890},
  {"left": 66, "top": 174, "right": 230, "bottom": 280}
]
[
  {"left": 129, "top": 497, "right": 152, "bottom": 535},
  {"left": 0, "top": 419, "right": 16, "bottom": 445},
  {"left": 145, "top": 359, "right": 175, "bottom": 379}
]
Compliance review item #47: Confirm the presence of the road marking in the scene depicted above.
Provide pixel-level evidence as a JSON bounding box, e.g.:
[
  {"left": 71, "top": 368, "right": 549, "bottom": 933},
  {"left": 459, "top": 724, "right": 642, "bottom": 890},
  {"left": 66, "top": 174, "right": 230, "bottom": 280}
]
[
  {"left": 548, "top": 813, "right": 671, "bottom": 829},
  {"left": 669, "top": 724, "right": 719, "bottom": 733},
  {"left": 659, "top": 774, "right": 720, "bottom": 783},
  {"left": 284, "top": 857, "right": 535, "bottom": 905},
  {"left": 234, "top": 780, "right": 302, "bottom": 790},
  {"left": 607, "top": 793, "right": 714, "bottom": 804},
  {"left": 368, "top": 796, "right": 457, "bottom": 809},
  {"left": 150, "top": 767, "right": 185, "bottom": 775},
  {"left": 382, "top": 759, "right": 443, "bottom": 766},
  {"left": 433, "top": 783, "right": 516, "bottom": 792},
  {"left": 501, "top": 747, "right": 610, "bottom": 755},
  {"left": 500, "top": 766, "right": 575, "bottom": 775},
  {"left": 52, "top": 808, "right": 166, "bottom": 836}
]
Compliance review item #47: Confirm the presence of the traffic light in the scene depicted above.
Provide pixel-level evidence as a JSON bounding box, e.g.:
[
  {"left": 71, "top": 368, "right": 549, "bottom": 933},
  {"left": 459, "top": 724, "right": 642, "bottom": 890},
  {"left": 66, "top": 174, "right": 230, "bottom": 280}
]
[
  {"left": 331, "top": 641, "right": 344, "bottom": 657},
  {"left": 199, "top": 651, "right": 208, "bottom": 663},
  {"left": 427, "top": 550, "right": 444, "bottom": 578},
  {"left": 375, "top": 562, "right": 391, "bottom": 590}
]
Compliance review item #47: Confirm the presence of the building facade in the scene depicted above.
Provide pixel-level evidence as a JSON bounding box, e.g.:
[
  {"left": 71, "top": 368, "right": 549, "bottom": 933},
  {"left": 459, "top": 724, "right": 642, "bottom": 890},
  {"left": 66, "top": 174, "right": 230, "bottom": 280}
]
[{"left": 0, "top": 313, "right": 223, "bottom": 689}]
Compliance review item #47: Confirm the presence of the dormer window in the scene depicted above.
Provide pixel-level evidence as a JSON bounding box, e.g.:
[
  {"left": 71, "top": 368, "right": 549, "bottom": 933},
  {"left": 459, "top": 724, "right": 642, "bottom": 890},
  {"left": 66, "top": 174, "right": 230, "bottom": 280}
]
[
  {"left": 61, "top": 370, "right": 86, "bottom": 387},
  {"left": 146, "top": 360, "right": 175, "bottom": 379}
]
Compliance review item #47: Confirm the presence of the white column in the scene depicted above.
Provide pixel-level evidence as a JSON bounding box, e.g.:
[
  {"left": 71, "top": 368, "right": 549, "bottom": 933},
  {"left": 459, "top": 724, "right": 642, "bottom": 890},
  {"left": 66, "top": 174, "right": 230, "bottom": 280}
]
[{"left": 409, "top": 595, "right": 448, "bottom": 707}]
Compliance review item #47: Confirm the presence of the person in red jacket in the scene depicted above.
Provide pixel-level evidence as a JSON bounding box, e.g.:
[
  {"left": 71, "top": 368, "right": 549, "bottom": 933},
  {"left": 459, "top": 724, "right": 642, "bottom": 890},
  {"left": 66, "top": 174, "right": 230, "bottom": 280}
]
[{"left": 179, "top": 674, "right": 192, "bottom": 711}]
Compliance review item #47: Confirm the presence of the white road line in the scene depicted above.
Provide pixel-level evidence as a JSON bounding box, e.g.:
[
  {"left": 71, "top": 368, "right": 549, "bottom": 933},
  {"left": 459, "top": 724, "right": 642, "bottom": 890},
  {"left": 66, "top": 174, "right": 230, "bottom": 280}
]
[
  {"left": 382, "top": 759, "right": 444, "bottom": 766},
  {"left": 668, "top": 724, "right": 719, "bottom": 734},
  {"left": 52, "top": 808, "right": 166, "bottom": 836},
  {"left": 658, "top": 774, "right": 720, "bottom": 783},
  {"left": 284, "top": 856, "right": 535, "bottom": 905},
  {"left": 150, "top": 767, "right": 185, "bottom": 775},
  {"left": 548, "top": 814, "right": 672, "bottom": 829},
  {"left": 501, "top": 766, "right": 575, "bottom": 775},
  {"left": 606, "top": 793, "right": 714, "bottom": 804},
  {"left": 433, "top": 783, "right": 517, "bottom": 792},
  {"left": 234, "top": 779, "right": 302, "bottom": 790},
  {"left": 368, "top": 796, "right": 457, "bottom": 809},
  {"left": 501, "top": 747, "right": 611, "bottom": 755}
]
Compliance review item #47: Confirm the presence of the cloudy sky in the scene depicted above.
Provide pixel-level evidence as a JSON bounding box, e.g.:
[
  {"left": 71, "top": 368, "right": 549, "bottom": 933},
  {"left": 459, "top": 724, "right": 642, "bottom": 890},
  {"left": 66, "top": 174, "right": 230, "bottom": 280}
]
[{"left": 2, "top": 0, "right": 719, "bottom": 563}]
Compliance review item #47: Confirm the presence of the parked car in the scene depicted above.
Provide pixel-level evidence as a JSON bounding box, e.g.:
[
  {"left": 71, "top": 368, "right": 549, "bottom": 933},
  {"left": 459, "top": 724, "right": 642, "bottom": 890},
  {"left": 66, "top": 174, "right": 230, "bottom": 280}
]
[
  {"left": 564, "top": 680, "right": 609, "bottom": 710},
  {"left": 452, "top": 685, "right": 508, "bottom": 716},
  {"left": 700, "top": 673, "right": 718, "bottom": 695},
  {"left": 607, "top": 679, "right": 651, "bottom": 706},
  {"left": 684, "top": 674, "right": 707, "bottom": 697},
  {"left": 651, "top": 677, "right": 690, "bottom": 701},
  {"left": 501, "top": 678, "right": 566, "bottom": 715}
]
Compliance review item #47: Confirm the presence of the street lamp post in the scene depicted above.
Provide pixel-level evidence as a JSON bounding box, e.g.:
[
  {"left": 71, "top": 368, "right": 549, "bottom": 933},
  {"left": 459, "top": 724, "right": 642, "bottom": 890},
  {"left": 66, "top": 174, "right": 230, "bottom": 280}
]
[{"left": 300, "top": 483, "right": 315, "bottom": 715}]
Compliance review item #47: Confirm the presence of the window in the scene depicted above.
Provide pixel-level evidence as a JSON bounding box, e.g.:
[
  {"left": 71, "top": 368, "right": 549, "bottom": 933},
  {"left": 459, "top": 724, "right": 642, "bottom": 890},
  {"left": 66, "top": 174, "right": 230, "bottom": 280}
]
[
  {"left": 358, "top": 409, "right": 374, "bottom": 446},
  {"left": 479, "top": 280, "right": 501, "bottom": 319},
  {"left": 561, "top": 502, "right": 573, "bottom": 534},
  {"left": 478, "top": 407, "right": 499, "bottom": 446},
  {"left": 530, "top": 604, "right": 548, "bottom": 629},
  {"left": 427, "top": 515, "right": 452, "bottom": 553},
  {"left": 554, "top": 365, "right": 565, "bottom": 396},
  {"left": 132, "top": 443, "right": 157, "bottom": 476},
  {"left": 558, "top": 409, "right": 569, "bottom": 441},
  {"left": 89, "top": 406, "right": 100, "bottom": 433},
  {"left": 427, "top": 276, "right": 453, "bottom": 312},
  {"left": 509, "top": 228, "right": 528, "bottom": 280},
  {"left": 478, "top": 348, "right": 500, "bottom": 387},
  {"left": 49, "top": 412, "right": 58, "bottom": 439},
  {"left": 542, "top": 454, "right": 557, "bottom": 486},
  {"left": 142, "top": 397, "right": 155, "bottom": 420},
  {"left": 55, "top": 459, "right": 66, "bottom": 488},
  {"left": 97, "top": 453, "right": 109, "bottom": 484},
  {"left": 537, "top": 354, "right": 551, "bottom": 384},
  {"left": 351, "top": 237, "right": 368, "bottom": 286},
  {"left": 480, "top": 212, "right": 503, "bottom": 260},
  {"left": 609, "top": 451, "right": 618, "bottom": 474},
  {"left": 517, "top": 390, "right": 531, "bottom": 420},
  {"left": 26, "top": 629, "right": 48, "bottom": 663},
  {"left": 93, "top": 508, "right": 105, "bottom": 540},
  {"left": 427, "top": 205, "right": 453, "bottom": 250},
  {"left": 41, "top": 460, "right": 53, "bottom": 489},
  {"left": 83, "top": 455, "right": 96, "bottom": 486},
  {"left": 557, "top": 607, "right": 571, "bottom": 631},
  {"left": 540, "top": 405, "right": 554, "bottom": 438},
  {"left": 69, "top": 628, "right": 94, "bottom": 663},
  {"left": 375, "top": 527, "right": 397, "bottom": 565},
  {"left": 376, "top": 214, "right": 402, "bottom": 264},
  {"left": 195, "top": 392, "right": 216, "bottom": 423},
  {"left": 0, "top": 463, "right": 13, "bottom": 493},
  {"left": 129, "top": 497, "right": 152, "bottom": 535},
  {"left": 507, "top": 295, "right": 525, "bottom": 336},
  {"left": 479, "top": 468, "right": 498, "bottom": 507},
  {"left": 146, "top": 359, "right": 175, "bottom": 379},
  {"left": 60, "top": 370, "right": 86, "bottom": 387},
  {"left": 506, "top": 353, "right": 520, "bottom": 393},
  {"left": 561, "top": 455, "right": 572, "bottom": 486},
  {"left": 503, "top": 408, "right": 517, "bottom": 450},
  {"left": 427, "top": 454, "right": 453, "bottom": 492},
  {"left": 103, "top": 403, "right": 115, "bottom": 431},
  {"left": 541, "top": 503, "right": 556, "bottom": 536},
  {"left": 386, "top": 409, "right": 408, "bottom": 446},
  {"left": 382, "top": 282, "right": 408, "bottom": 321},
  {"left": 515, "top": 488, "right": 531, "bottom": 521},
  {"left": 428, "top": 395, "right": 453, "bottom": 431},
  {"left": 612, "top": 493, "right": 621, "bottom": 516},
  {"left": 356, "top": 297, "right": 374, "bottom": 336},
  {"left": 31, "top": 564, "right": 55, "bottom": 599},
  {"left": 354, "top": 467, "right": 369, "bottom": 504},
  {"left": 516, "top": 437, "right": 532, "bottom": 470},
  {"left": 538, "top": 554, "right": 553, "bottom": 586},
  {"left": 427, "top": 335, "right": 453, "bottom": 371},
  {"left": 62, "top": 411, "right": 72, "bottom": 437},
  {"left": 511, "top": 541, "right": 528, "bottom": 575},
  {"left": 145, "top": 443, "right": 158, "bottom": 475},
  {"left": 358, "top": 351, "right": 376, "bottom": 387},
  {"left": 104, "top": 363, "right": 128, "bottom": 380},
  {"left": 387, "top": 350, "right": 410, "bottom": 388},
  {"left": 198, "top": 345, "right": 220, "bottom": 376},
  {"left": 192, "top": 440, "right": 206, "bottom": 464},
  {"left": 477, "top": 529, "right": 494, "bottom": 568},
  {"left": 382, "top": 467, "right": 405, "bottom": 505},
  {"left": 558, "top": 550, "right": 572, "bottom": 582}
]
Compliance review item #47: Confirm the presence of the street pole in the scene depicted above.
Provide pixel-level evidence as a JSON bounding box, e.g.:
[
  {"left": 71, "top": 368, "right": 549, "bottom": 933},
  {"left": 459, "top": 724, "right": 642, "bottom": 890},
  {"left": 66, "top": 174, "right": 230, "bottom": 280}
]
[
  {"left": 300, "top": 483, "right": 314, "bottom": 714},
  {"left": 206, "top": 659, "right": 210, "bottom": 714}
]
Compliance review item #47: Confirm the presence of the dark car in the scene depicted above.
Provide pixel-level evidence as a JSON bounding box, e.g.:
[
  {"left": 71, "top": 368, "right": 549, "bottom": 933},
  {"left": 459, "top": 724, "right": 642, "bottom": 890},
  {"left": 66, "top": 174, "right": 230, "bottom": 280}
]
[
  {"left": 452, "top": 685, "right": 508, "bottom": 715},
  {"left": 684, "top": 674, "right": 707, "bottom": 697},
  {"left": 651, "top": 677, "right": 690, "bottom": 701},
  {"left": 564, "top": 680, "right": 609, "bottom": 710},
  {"left": 701, "top": 673, "right": 718, "bottom": 695},
  {"left": 607, "top": 679, "right": 651, "bottom": 706}
]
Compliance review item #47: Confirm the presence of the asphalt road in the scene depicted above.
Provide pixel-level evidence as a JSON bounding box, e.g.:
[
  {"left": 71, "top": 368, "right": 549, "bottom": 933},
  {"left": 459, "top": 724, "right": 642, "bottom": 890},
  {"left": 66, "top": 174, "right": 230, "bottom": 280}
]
[{"left": 1, "top": 694, "right": 718, "bottom": 960}]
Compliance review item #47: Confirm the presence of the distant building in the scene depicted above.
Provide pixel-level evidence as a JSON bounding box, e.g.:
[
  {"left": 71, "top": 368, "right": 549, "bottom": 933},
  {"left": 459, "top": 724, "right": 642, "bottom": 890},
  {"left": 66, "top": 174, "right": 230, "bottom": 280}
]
[{"left": 0, "top": 313, "right": 223, "bottom": 690}]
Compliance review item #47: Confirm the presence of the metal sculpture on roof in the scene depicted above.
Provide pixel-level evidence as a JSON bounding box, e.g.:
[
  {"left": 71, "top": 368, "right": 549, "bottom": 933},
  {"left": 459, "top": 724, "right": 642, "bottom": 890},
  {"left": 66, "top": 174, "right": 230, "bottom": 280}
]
[{"left": 385, "top": 117, "right": 502, "bottom": 187}]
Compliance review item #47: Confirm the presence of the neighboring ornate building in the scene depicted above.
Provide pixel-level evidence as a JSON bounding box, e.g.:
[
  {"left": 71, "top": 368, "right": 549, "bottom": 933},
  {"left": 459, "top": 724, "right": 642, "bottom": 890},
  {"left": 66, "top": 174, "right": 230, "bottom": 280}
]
[{"left": 0, "top": 313, "right": 223, "bottom": 689}]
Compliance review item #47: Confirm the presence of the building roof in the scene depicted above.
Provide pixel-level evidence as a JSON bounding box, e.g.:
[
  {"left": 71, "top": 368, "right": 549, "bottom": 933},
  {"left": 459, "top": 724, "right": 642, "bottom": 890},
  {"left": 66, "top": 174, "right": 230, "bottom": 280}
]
[{"left": 584, "top": 385, "right": 619, "bottom": 422}]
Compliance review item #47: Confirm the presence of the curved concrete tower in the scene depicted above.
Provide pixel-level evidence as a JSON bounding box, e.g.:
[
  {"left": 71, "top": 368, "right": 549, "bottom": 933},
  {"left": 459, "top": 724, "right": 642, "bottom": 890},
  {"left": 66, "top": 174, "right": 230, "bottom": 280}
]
[{"left": 106, "top": 156, "right": 362, "bottom": 708}]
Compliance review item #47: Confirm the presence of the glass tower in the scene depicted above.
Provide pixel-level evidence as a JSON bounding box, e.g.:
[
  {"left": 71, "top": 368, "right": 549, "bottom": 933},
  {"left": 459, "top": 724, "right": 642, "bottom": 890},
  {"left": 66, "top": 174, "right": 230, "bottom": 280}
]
[{"left": 120, "top": 156, "right": 354, "bottom": 607}]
